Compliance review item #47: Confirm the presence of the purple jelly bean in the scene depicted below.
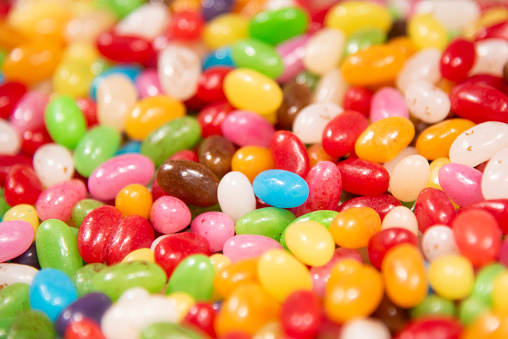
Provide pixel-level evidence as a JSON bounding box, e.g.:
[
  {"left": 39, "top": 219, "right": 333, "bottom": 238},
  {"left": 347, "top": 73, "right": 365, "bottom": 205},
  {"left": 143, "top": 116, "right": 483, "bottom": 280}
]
[
  {"left": 10, "top": 242, "right": 40, "bottom": 269},
  {"left": 201, "top": 0, "right": 234, "bottom": 21}
]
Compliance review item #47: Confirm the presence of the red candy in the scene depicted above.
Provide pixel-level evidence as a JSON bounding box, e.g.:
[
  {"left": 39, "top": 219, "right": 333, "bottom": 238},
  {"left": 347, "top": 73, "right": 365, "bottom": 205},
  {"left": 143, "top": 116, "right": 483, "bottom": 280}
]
[
  {"left": 336, "top": 158, "right": 390, "bottom": 196},
  {"left": 414, "top": 188, "right": 456, "bottom": 233},
  {"left": 0, "top": 154, "right": 32, "bottom": 186},
  {"left": 76, "top": 97, "right": 98, "bottom": 128},
  {"left": 270, "top": 130, "right": 310, "bottom": 178},
  {"left": 97, "top": 31, "right": 154, "bottom": 63},
  {"left": 440, "top": 39, "right": 475, "bottom": 82},
  {"left": 0, "top": 81, "right": 27, "bottom": 119},
  {"left": 281, "top": 290, "right": 322, "bottom": 339},
  {"left": 184, "top": 302, "right": 217, "bottom": 338},
  {"left": 64, "top": 319, "right": 106, "bottom": 339},
  {"left": 167, "top": 11, "right": 204, "bottom": 41},
  {"left": 342, "top": 86, "right": 373, "bottom": 118},
  {"left": 368, "top": 228, "right": 418, "bottom": 270},
  {"left": 197, "top": 102, "right": 235, "bottom": 138},
  {"left": 196, "top": 67, "right": 232, "bottom": 103},
  {"left": 450, "top": 83, "right": 508, "bottom": 124},
  {"left": 322, "top": 110, "right": 369, "bottom": 158},
  {"left": 459, "top": 199, "right": 508, "bottom": 235},
  {"left": 4, "top": 164, "right": 43, "bottom": 206},
  {"left": 395, "top": 317, "right": 463, "bottom": 339},
  {"left": 337, "top": 195, "right": 402, "bottom": 220},
  {"left": 20, "top": 126, "right": 52, "bottom": 156}
]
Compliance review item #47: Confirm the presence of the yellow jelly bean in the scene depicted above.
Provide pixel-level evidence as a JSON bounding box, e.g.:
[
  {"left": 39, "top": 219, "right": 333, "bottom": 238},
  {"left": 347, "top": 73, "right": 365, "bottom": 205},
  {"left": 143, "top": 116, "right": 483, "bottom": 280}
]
[
  {"left": 382, "top": 244, "right": 428, "bottom": 308},
  {"left": 285, "top": 221, "right": 335, "bottom": 267},
  {"left": 329, "top": 207, "right": 381, "bottom": 249},
  {"left": 257, "top": 249, "right": 312, "bottom": 303},
  {"left": 166, "top": 292, "right": 195, "bottom": 321},
  {"left": 417, "top": 119, "right": 476, "bottom": 160},
  {"left": 121, "top": 249, "right": 155, "bottom": 263},
  {"left": 210, "top": 253, "right": 231, "bottom": 272},
  {"left": 462, "top": 310, "right": 508, "bottom": 339},
  {"left": 231, "top": 146, "right": 275, "bottom": 183},
  {"left": 224, "top": 68, "right": 283, "bottom": 115},
  {"left": 3, "top": 204, "right": 39, "bottom": 234},
  {"left": 115, "top": 184, "right": 153, "bottom": 219},
  {"left": 429, "top": 254, "right": 475, "bottom": 300},
  {"left": 203, "top": 14, "right": 248, "bottom": 49},
  {"left": 355, "top": 117, "right": 415, "bottom": 163},
  {"left": 53, "top": 63, "right": 95, "bottom": 98},
  {"left": 492, "top": 272, "right": 508, "bottom": 312},
  {"left": 408, "top": 14, "right": 449, "bottom": 50},
  {"left": 324, "top": 1, "right": 392, "bottom": 36},
  {"left": 426, "top": 158, "right": 452, "bottom": 190},
  {"left": 125, "top": 96, "right": 186, "bottom": 140}
]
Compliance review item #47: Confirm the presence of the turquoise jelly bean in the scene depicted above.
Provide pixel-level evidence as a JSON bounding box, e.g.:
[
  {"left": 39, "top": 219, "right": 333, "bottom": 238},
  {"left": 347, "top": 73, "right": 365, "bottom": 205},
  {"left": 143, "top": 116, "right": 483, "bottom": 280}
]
[
  {"left": 203, "top": 47, "right": 235, "bottom": 70},
  {"left": 252, "top": 169, "right": 309, "bottom": 208},
  {"left": 115, "top": 140, "right": 141, "bottom": 155}
]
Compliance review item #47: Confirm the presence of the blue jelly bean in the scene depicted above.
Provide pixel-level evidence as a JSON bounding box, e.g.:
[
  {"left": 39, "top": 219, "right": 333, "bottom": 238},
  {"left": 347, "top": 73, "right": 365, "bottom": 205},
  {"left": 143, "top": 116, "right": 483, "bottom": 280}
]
[
  {"left": 115, "top": 140, "right": 141, "bottom": 155},
  {"left": 253, "top": 169, "right": 309, "bottom": 208},
  {"left": 89, "top": 65, "right": 142, "bottom": 100},
  {"left": 29, "top": 268, "right": 77, "bottom": 322},
  {"left": 203, "top": 47, "right": 235, "bottom": 70},
  {"left": 202, "top": 0, "right": 234, "bottom": 21}
]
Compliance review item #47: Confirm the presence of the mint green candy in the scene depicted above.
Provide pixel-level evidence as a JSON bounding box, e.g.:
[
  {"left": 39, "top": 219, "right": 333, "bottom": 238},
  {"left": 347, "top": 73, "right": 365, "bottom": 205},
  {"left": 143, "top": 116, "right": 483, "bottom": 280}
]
[
  {"left": 141, "top": 323, "right": 207, "bottom": 339},
  {"left": 232, "top": 39, "right": 284, "bottom": 79},
  {"left": 72, "top": 199, "right": 105, "bottom": 228},
  {"left": 0, "top": 284, "right": 30, "bottom": 318},
  {"left": 7, "top": 310, "right": 55, "bottom": 339},
  {"left": 344, "top": 28, "right": 386, "bottom": 57},
  {"left": 35, "top": 219, "right": 83, "bottom": 277},
  {"left": 166, "top": 255, "right": 215, "bottom": 301},
  {"left": 73, "top": 126, "right": 121, "bottom": 177},
  {"left": 249, "top": 8, "right": 309, "bottom": 46},
  {"left": 44, "top": 95, "right": 87, "bottom": 150},
  {"left": 411, "top": 294, "right": 455, "bottom": 318},
  {"left": 235, "top": 207, "right": 295, "bottom": 242},
  {"left": 141, "top": 116, "right": 202, "bottom": 167},
  {"left": 72, "top": 263, "right": 107, "bottom": 297},
  {"left": 459, "top": 296, "right": 490, "bottom": 325},
  {"left": 280, "top": 210, "right": 338, "bottom": 250}
]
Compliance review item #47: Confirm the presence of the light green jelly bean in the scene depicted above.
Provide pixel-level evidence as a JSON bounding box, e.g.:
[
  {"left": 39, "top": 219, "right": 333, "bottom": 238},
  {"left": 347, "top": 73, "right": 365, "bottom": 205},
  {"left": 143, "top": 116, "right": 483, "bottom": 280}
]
[
  {"left": 0, "top": 317, "right": 13, "bottom": 339},
  {"left": 71, "top": 199, "right": 105, "bottom": 228},
  {"left": 166, "top": 255, "right": 215, "bottom": 301},
  {"left": 35, "top": 219, "right": 83, "bottom": 277},
  {"left": 459, "top": 296, "right": 490, "bottom": 325},
  {"left": 0, "top": 283, "right": 30, "bottom": 318},
  {"left": 344, "top": 28, "right": 387, "bottom": 57},
  {"left": 295, "top": 72, "right": 319, "bottom": 90},
  {"left": 7, "top": 310, "right": 55, "bottom": 339},
  {"left": 411, "top": 294, "right": 455, "bottom": 318},
  {"left": 141, "top": 323, "right": 207, "bottom": 339},
  {"left": 73, "top": 126, "right": 121, "bottom": 177},
  {"left": 249, "top": 7, "right": 309, "bottom": 46},
  {"left": 141, "top": 116, "right": 202, "bottom": 167},
  {"left": 232, "top": 39, "right": 284, "bottom": 79},
  {"left": 44, "top": 95, "right": 87, "bottom": 150},
  {"left": 72, "top": 263, "right": 107, "bottom": 297},
  {"left": 0, "top": 188, "right": 11, "bottom": 220},
  {"left": 91, "top": 261, "right": 167, "bottom": 301},
  {"left": 235, "top": 207, "right": 295, "bottom": 242},
  {"left": 280, "top": 210, "right": 338, "bottom": 250},
  {"left": 472, "top": 263, "right": 506, "bottom": 305}
]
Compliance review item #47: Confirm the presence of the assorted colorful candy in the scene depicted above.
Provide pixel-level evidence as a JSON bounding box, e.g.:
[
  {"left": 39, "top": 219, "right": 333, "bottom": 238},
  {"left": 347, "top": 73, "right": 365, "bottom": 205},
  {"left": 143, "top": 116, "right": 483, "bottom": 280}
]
[{"left": 4, "top": 0, "right": 508, "bottom": 338}]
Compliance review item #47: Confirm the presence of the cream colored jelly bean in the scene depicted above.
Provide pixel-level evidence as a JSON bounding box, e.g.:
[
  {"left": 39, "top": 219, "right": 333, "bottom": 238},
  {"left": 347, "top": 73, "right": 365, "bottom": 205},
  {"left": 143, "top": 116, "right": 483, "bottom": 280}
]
[
  {"left": 482, "top": 147, "right": 508, "bottom": 200},
  {"left": 292, "top": 102, "right": 343, "bottom": 144},
  {"left": 312, "top": 68, "right": 349, "bottom": 106},
  {"left": 405, "top": 79, "right": 451, "bottom": 124},
  {"left": 389, "top": 155, "right": 431, "bottom": 202},
  {"left": 381, "top": 206, "right": 419, "bottom": 236},
  {"left": 303, "top": 28, "right": 346, "bottom": 76}
]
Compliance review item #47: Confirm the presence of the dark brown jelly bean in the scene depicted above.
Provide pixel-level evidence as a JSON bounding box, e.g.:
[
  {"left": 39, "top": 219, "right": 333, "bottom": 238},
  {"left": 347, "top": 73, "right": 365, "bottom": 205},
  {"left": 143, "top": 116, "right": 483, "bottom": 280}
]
[{"left": 198, "top": 135, "right": 236, "bottom": 178}]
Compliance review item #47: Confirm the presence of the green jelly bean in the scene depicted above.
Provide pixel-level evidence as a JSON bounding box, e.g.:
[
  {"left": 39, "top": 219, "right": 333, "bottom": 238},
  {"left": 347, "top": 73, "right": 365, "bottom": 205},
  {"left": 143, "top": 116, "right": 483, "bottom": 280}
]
[
  {"left": 141, "top": 116, "right": 202, "bottom": 167},
  {"left": 459, "top": 296, "right": 490, "bottom": 325},
  {"left": 0, "top": 284, "right": 30, "bottom": 318},
  {"left": 7, "top": 310, "right": 55, "bottom": 339},
  {"left": 0, "top": 317, "right": 14, "bottom": 339},
  {"left": 295, "top": 72, "right": 319, "bottom": 91},
  {"left": 91, "top": 261, "right": 167, "bottom": 301},
  {"left": 0, "top": 188, "right": 11, "bottom": 220},
  {"left": 44, "top": 95, "right": 87, "bottom": 150},
  {"left": 73, "top": 126, "right": 121, "bottom": 177},
  {"left": 72, "top": 263, "right": 107, "bottom": 297},
  {"left": 166, "top": 255, "right": 215, "bottom": 301},
  {"left": 411, "top": 294, "right": 455, "bottom": 318},
  {"left": 249, "top": 7, "right": 309, "bottom": 46},
  {"left": 472, "top": 263, "right": 506, "bottom": 305},
  {"left": 235, "top": 207, "right": 295, "bottom": 242},
  {"left": 141, "top": 323, "right": 207, "bottom": 339},
  {"left": 344, "top": 28, "right": 386, "bottom": 57},
  {"left": 280, "top": 210, "right": 338, "bottom": 250},
  {"left": 232, "top": 39, "right": 284, "bottom": 79},
  {"left": 72, "top": 199, "right": 105, "bottom": 228},
  {"left": 0, "top": 49, "right": 7, "bottom": 67}
]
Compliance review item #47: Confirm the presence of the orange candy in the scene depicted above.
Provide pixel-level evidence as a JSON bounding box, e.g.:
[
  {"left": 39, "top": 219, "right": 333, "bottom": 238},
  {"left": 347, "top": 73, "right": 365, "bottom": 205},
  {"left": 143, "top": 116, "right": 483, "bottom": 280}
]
[
  {"left": 329, "top": 207, "right": 381, "bottom": 248},
  {"left": 308, "top": 143, "right": 337, "bottom": 168},
  {"left": 231, "top": 146, "right": 275, "bottom": 183},
  {"left": 115, "top": 184, "right": 153, "bottom": 219},
  {"left": 213, "top": 258, "right": 259, "bottom": 298}
]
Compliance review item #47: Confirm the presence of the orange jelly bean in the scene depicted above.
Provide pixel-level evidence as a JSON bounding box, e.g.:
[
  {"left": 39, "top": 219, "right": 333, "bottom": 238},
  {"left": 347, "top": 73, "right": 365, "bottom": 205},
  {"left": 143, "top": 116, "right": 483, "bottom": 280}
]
[
  {"left": 329, "top": 207, "right": 381, "bottom": 249},
  {"left": 213, "top": 258, "right": 258, "bottom": 298},
  {"left": 115, "top": 184, "right": 153, "bottom": 219},
  {"left": 462, "top": 310, "right": 508, "bottom": 339},
  {"left": 355, "top": 116, "right": 415, "bottom": 163},
  {"left": 326, "top": 259, "right": 364, "bottom": 291},
  {"left": 308, "top": 143, "right": 337, "bottom": 168},
  {"left": 231, "top": 146, "right": 275, "bottom": 183},
  {"left": 0, "top": 23, "right": 28, "bottom": 49},
  {"left": 381, "top": 244, "right": 428, "bottom": 308}
]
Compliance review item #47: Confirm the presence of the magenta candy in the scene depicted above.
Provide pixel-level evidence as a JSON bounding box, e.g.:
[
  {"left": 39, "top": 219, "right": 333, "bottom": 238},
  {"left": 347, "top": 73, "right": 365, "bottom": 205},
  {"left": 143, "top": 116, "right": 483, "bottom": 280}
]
[
  {"left": 35, "top": 179, "right": 88, "bottom": 221},
  {"left": 438, "top": 163, "right": 484, "bottom": 207},
  {"left": 190, "top": 211, "right": 235, "bottom": 252},
  {"left": 135, "top": 69, "right": 163, "bottom": 98},
  {"left": 0, "top": 220, "right": 34, "bottom": 262},
  {"left": 88, "top": 154, "right": 155, "bottom": 201},
  {"left": 220, "top": 111, "right": 276, "bottom": 147},
  {"left": 8, "top": 91, "right": 48, "bottom": 134},
  {"left": 369, "top": 87, "right": 409, "bottom": 122},
  {"left": 276, "top": 34, "right": 310, "bottom": 83},
  {"left": 149, "top": 196, "right": 191, "bottom": 234},
  {"left": 222, "top": 234, "right": 283, "bottom": 263}
]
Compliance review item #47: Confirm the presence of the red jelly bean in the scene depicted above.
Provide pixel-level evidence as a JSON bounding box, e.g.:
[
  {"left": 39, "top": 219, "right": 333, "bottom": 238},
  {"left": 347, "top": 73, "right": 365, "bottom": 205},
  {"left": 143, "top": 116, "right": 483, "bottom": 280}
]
[
  {"left": 414, "top": 188, "right": 456, "bottom": 233},
  {"left": 0, "top": 81, "right": 27, "bottom": 119},
  {"left": 450, "top": 83, "right": 508, "bottom": 124},
  {"left": 336, "top": 158, "right": 389, "bottom": 196},
  {"left": 97, "top": 31, "right": 154, "bottom": 63},
  {"left": 151, "top": 178, "right": 169, "bottom": 202},
  {"left": 196, "top": 67, "right": 232, "bottom": 103},
  {"left": 219, "top": 332, "right": 251, "bottom": 339},
  {"left": 20, "top": 126, "right": 52, "bottom": 156},
  {"left": 452, "top": 209, "right": 502, "bottom": 268},
  {"left": 167, "top": 11, "right": 204, "bottom": 41},
  {"left": 322, "top": 110, "right": 369, "bottom": 158},
  {"left": 4, "top": 164, "right": 43, "bottom": 206},
  {"left": 270, "top": 130, "right": 310, "bottom": 178},
  {"left": 183, "top": 302, "right": 217, "bottom": 338},
  {"left": 281, "top": 290, "right": 322, "bottom": 339},
  {"left": 337, "top": 195, "right": 402, "bottom": 220},
  {"left": 368, "top": 228, "right": 418, "bottom": 270},
  {"left": 197, "top": 102, "right": 235, "bottom": 138},
  {"left": 458, "top": 74, "right": 508, "bottom": 96},
  {"left": 154, "top": 232, "right": 211, "bottom": 277},
  {"left": 459, "top": 199, "right": 508, "bottom": 235},
  {"left": 395, "top": 317, "right": 463, "bottom": 339},
  {"left": 342, "top": 86, "right": 373, "bottom": 118},
  {"left": 64, "top": 319, "right": 106, "bottom": 339},
  {"left": 169, "top": 149, "right": 199, "bottom": 162},
  {"left": 476, "top": 21, "right": 508, "bottom": 41},
  {"left": 440, "top": 39, "right": 475, "bottom": 82},
  {"left": 0, "top": 154, "right": 32, "bottom": 186},
  {"left": 76, "top": 97, "right": 98, "bottom": 127}
]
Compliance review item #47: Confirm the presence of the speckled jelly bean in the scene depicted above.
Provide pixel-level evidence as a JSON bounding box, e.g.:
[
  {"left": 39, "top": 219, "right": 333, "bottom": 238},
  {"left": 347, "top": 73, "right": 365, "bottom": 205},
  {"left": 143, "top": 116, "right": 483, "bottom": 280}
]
[
  {"left": 7, "top": 310, "right": 56, "bottom": 339},
  {"left": 253, "top": 169, "right": 309, "bottom": 209},
  {"left": 33, "top": 143, "right": 74, "bottom": 187},
  {"left": 35, "top": 179, "right": 87, "bottom": 221},
  {"left": 405, "top": 80, "right": 451, "bottom": 124},
  {"left": 190, "top": 212, "right": 234, "bottom": 252},
  {"left": 482, "top": 148, "right": 508, "bottom": 200},
  {"left": 221, "top": 111, "right": 275, "bottom": 148},
  {"left": 470, "top": 38, "right": 508, "bottom": 77},
  {"left": 222, "top": 234, "right": 283, "bottom": 263},
  {"left": 218, "top": 171, "right": 256, "bottom": 222},
  {"left": 292, "top": 103, "right": 343, "bottom": 144},
  {"left": 0, "top": 220, "right": 34, "bottom": 263}
]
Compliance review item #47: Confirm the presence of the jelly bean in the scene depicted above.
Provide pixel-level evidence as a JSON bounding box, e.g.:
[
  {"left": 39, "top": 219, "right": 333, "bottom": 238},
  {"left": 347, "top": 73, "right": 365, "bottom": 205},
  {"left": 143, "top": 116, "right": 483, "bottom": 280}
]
[
  {"left": 89, "top": 66, "right": 141, "bottom": 101},
  {"left": 482, "top": 148, "right": 508, "bottom": 199},
  {"left": 345, "top": 27, "right": 386, "bottom": 57},
  {"left": 285, "top": 221, "right": 334, "bottom": 267},
  {"left": 396, "top": 48, "right": 442, "bottom": 93},
  {"left": 97, "top": 31, "right": 153, "bottom": 64},
  {"left": 470, "top": 38, "right": 508, "bottom": 77},
  {"left": 405, "top": 80, "right": 451, "bottom": 124},
  {"left": 343, "top": 86, "right": 373, "bottom": 118},
  {"left": 412, "top": 293, "right": 456, "bottom": 318},
  {"left": 167, "top": 11, "right": 204, "bottom": 42},
  {"left": 270, "top": 130, "right": 309, "bottom": 177},
  {"left": 222, "top": 234, "right": 283, "bottom": 263},
  {"left": 232, "top": 39, "right": 282, "bottom": 79},
  {"left": 337, "top": 158, "right": 389, "bottom": 196},
  {"left": 154, "top": 232, "right": 211, "bottom": 277},
  {"left": 249, "top": 7, "right": 308, "bottom": 46},
  {"left": 460, "top": 199, "right": 508, "bottom": 235},
  {"left": 459, "top": 295, "right": 490, "bottom": 326},
  {"left": 197, "top": 102, "right": 234, "bottom": 137},
  {"left": 382, "top": 244, "right": 428, "bottom": 308},
  {"left": 198, "top": 136, "right": 235, "bottom": 178},
  {"left": 253, "top": 169, "right": 309, "bottom": 208},
  {"left": 368, "top": 227, "right": 418, "bottom": 270},
  {"left": 231, "top": 146, "right": 275, "bottom": 183},
  {"left": 20, "top": 126, "right": 52, "bottom": 156},
  {"left": 35, "top": 179, "right": 87, "bottom": 221},
  {"left": 44, "top": 95, "right": 87, "bottom": 150},
  {"left": 33, "top": 143, "right": 74, "bottom": 187},
  {"left": 0, "top": 82, "right": 27, "bottom": 119},
  {"left": 65, "top": 319, "right": 107, "bottom": 339},
  {"left": 307, "top": 143, "right": 337, "bottom": 167},
  {"left": 167, "top": 255, "right": 215, "bottom": 301},
  {"left": 429, "top": 254, "right": 474, "bottom": 300},
  {"left": 183, "top": 302, "right": 217, "bottom": 338},
  {"left": 9, "top": 91, "right": 48, "bottom": 140},
  {"left": 389, "top": 155, "right": 430, "bottom": 202},
  {"left": 303, "top": 28, "right": 345, "bottom": 76},
  {"left": 35, "top": 219, "right": 83, "bottom": 277},
  {"left": 337, "top": 195, "right": 401, "bottom": 221},
  {"left": 414, "top": 188, "right": 456, "bottom": 233},
  {"left": 276, "top": 81, "right": 311, "bottom": 130},
  {"left": 213, "top": 257, "right": 258, "bottom": 298},
  {"left": 235, "top": 207, "right": 295, "bottom": 241},
  {"left": 115, "top": 184, "right": 152, "bottom": 219},
  {"left": 449, "top": 121, "right": 508, "bottom": 167},
  {"left": 135, "top": 69, "right": 163, "bottom": 98},
  {"left": 0, "top": 155, "right": 32, "bottom": 187},
  {"left": 203, "top": 47, "right": 235, "bottom": 70},
  {"left": 0, "top": 283, "right": 30, "bottom": 318},
  {"left": 115, "top": 3, "right": 169, "bottom": 40},
  {"left": 0, "top": 220, "right": 34, "bottom": 263},
  {"left": 422, "top": 225, "right": 459, "bottom": 262},
  {"left": 8, "top": 310, "right": 56, "bottom": 339},
  {"left": 0, "top": 118, "right": 21, "bottom": 155},
  {"left": 369, "top": 87, "right": 408, "bottom": 123},
  {"left": 281, "top": 290, "right": 321, "bottom": 339},
  {"left": 224, "top": 68, "right": 282, "bottom": 115},
  {"left": 396, "top": 317, "right": 463, "bottom": 339},
  {"left": 203, "top": 14, "right": 248, "bottom": 49},
  {"left": 141, "top": 322, "right": 205, "bottom": 339},
  {"left": 0, "top": 262, "right": 38, "bottom": 286},
  {"left": 408, "top": 14, "right": 448, "bottom": 50},
  {"left": 221, "top": 111, "right": 275, "bottom": 148},
  {"left": 438, "top": 163, "right": 483, "bottom": 206},
  {"left": 10, "top": 241, "right": 40, "bottom": 269},
  {"left": 71, "top": 263, "right": 107, "bottom": 297},
  {"left": 293, "top": 103, "right": 343, "bottom": 144},
  {"left": 218, "top": 171, "right": 257, "bottom": 222},
  {"left": 4, "top": 164, "right": 43, "bottom": 206},
  {"left": 276, "top": 34, "right": 309, "bottom": 83},
  {"left": 472, "top": 263, "right": 506, "bottom": 308},
  {"left": 321, "top": 110, "right": 368, "bottom": 158},
  {"left": 88, "top": 154, "right": 154, "bottom": 201},
  {"left": 312, "top": 68, "right": 349, "bottom": 106},
  {"left": 341, "top": 318, "right": 391, "bottom": 339},
  {"left": 71, "top": 199, "right": 104, "bottom": 228},
  {"left": 330, "top": 207, "right": 381, "bottom": 249},
  {"left": 121, "top": 248, "right": 155, "bottom": 264},
  {"left": 355, "top": 117, "right": 415, "bottom": 163},
  {"left": 191, "top": 212, "right": 235, "bottom": 252},
  {"left": 440, "top": 38, "right": 476, "bottom": 82},
  {"left": 195, "top": 67, "right": 231, "bottom": 103},
  {"left": 450, "top": 84, "right": 508, "bottom": 124},
  {"left": 324, "top": 1, "right": 391, "bottom": 36}
]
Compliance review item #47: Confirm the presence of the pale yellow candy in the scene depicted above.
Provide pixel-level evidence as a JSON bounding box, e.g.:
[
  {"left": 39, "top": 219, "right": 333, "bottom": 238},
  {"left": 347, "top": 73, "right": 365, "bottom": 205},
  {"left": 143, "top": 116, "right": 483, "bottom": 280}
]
[
  {"left": 121, "top": 249, "right": 155, "bottom": 263},
  {"left": 285, "top": 221, "right": 335, "bottom": 267},
  {"left": 383, "top": 146, "right": 418, "bottom": 176},
  {"left": 64, "top": 9, "right": 116, "bottom": 43},
  {"left": 381, "top": 206, "right": 418, "bottom": 236},
  {"left": 389, "top": 155, "right": 430, "bottom": 202},
  {"left": 408, "top": 14, "right": 449, "bottom": 50},
  {"left": 426, "top": 158, "right": 451, "bottom": 190},
  {"left": 3, "top": 204, "right": 39, "bottom": 234},
  {"left": 312, "top": 69, "right": 349, "bottom": 107},
  {"left": 429, "top": 254, "right": 474, "bottom": 300},
  {"left": 166, "top": 292, "right": 195, "bottom": 321},
  {"left": 203, "top": 14, "right": 248, "bottom": 49},
  {"left": 210, "top": 253, "right": 231, "bottom": 272},
  {"left": 253, "top": 322, "right": 284, "bottom": 339},
  {"left": 325, "top": 1, "right": 392, "bottom": 36},
  {"left": 97, "top": 74, "right": 138, "bottom": 132},
  {"left": 303, "top": 28, "right": 346, "bottom": 76}
]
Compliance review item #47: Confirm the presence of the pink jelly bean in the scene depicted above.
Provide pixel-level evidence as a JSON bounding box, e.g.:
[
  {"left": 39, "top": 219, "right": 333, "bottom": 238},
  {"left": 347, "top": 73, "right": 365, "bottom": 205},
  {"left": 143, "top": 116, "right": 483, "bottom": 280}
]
[
  {"left": 221, "top": 111, "right": 276, "bottom": 147},
  {"left": 35, "top": 179, "right": 87, "bottom": 221},
  {"left": 135, "top": 69, "right": 163, "bottom": 98},
  {"left": 150, "top": 196, "right": 191, "bottom": 234},
  {"left": 190, "top": 211, "right": 235, "bottom": 252},
  {"left": 222, "top": 234, "right": 283, "bottom": 263},
  {"left": 276, "top": 34, "right": 310, "bottom": 83},
  {"left": 88, "top": 154, "right": 155, "bottom": 201},
  {"left": 293, "top": 161, "right": 342, "bottom": 217},
  {"left": 9, "top": 91, "right": 48, "bottom": 134},
  {"left": 369, "top": 87, "right": 409, "bottom": 122},
  {"left": 438, "top": 163, "right": 484, "bottom": 207},
  {"left": 0, "top": 220, "right": 34, "bottom": 262}
]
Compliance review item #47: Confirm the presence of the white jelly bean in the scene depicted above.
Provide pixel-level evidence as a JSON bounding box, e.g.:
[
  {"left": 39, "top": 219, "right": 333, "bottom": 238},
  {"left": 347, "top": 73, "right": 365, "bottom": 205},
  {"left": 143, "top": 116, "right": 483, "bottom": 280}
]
[
  {"left": 218, "top": 171, "right": 257, "bottom": 222},
  {"left": 422, "top": 225, "right": 459, "bottom": 261},
  {"left": 0, "top": 263, "right": 38, "bottom": 286},
  {"left": 0, "top": 119, "right": 21, "bottom": 155},
  {"left": 396, "top": 48, "right": 441, "bottom": 94},
  {"left": 303, "top": 28, "right": 346, "bottom": 76},
  {"left": 340, "top": 318, "right": 391, "bottom": 339},
  {"left": 97, "top": 74, "right": 138, "bottom": 132},
  {"left": 383, "top": 146, "right": 418, "bottom": 176},
  {"left": 312, "top": 68, "right": 349, "bottom": 106},
  {"left": 293, "top": 102, "right": 343, "bottom": 144},
  {"left": 389, "top": 155, "right": 430, "bottom": 202},
  {"left": 405, "top": 79, "right": 451, "bottom": 124},
  {"left": 115, "top": 4, "right": 170, "bottom": 40},
  {"left": 482, "top": 147, "right": 508, "bottom": 200},
  {"left": 470, "top": 38, "right": 508, "bottom": 77},
  {"left": 33, "top": 143, "right": 74, "bottom": 188},
  {"left": 381, "top": 206, "right": 419, "bottom": 236}
]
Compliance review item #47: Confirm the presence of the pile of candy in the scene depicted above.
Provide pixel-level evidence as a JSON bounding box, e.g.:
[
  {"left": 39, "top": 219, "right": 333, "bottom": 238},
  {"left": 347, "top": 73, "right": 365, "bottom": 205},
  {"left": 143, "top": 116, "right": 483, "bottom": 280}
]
[{"left": 4, "top": 0, "right": 508, "bottom": 338}]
